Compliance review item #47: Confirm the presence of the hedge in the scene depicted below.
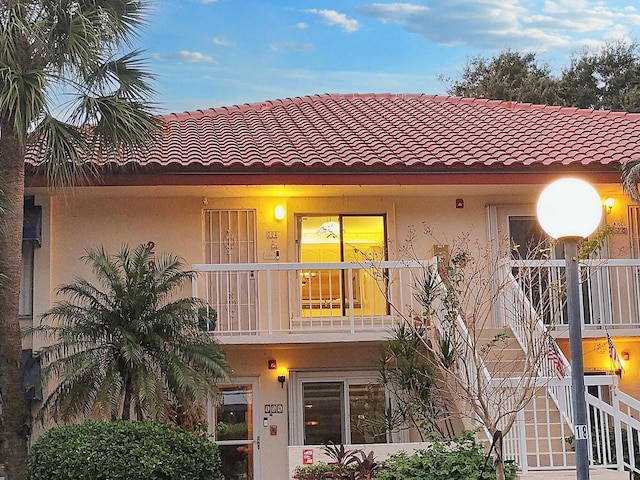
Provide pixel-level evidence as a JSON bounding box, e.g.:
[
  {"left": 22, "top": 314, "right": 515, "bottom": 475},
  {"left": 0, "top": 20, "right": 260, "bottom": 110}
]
[{"left": 28, "top": 420, "right": 222, "bottom": 480}]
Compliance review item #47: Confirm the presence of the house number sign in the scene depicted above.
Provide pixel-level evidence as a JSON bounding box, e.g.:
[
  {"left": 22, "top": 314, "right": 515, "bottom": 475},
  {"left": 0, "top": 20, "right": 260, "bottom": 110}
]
[
  {"left": 574, "top": 424, "right": 588, "bottom": 440},
  {"left": 264, "top": 404, "right": 283, "bottom": 414}
]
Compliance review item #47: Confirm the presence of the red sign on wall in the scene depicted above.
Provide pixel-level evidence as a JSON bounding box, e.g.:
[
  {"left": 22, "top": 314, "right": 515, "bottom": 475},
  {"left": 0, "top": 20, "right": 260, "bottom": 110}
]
[{"left": 302, "top": 449, "right": 314, "bottom": 465}]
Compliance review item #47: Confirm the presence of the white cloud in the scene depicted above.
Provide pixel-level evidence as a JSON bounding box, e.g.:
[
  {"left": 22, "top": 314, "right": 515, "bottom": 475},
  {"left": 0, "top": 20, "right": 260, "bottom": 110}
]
[
  {"left": 153, "top": 51, "right": 216, "bottom": 63},
  {"left": 303, "top": 9, "right": 360, "bottom": 33},
  {"left": 356, "top": 1, "right": 640, "bottom": 52},
  {"left": 212, "top": 37, "right": 237, "bottom": 47},
  {"left": 296, "top": 22, "right": 309, "bottom": 29}
]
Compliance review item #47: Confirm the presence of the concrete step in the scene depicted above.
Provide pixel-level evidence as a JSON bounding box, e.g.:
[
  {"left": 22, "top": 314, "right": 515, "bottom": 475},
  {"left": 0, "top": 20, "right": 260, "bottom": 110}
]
[{"left": 518, "top": 468, "right": 627, "bottom": 479}]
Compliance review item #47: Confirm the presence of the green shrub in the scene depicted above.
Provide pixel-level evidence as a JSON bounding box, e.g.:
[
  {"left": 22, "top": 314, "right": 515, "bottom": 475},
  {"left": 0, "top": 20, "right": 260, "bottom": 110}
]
[
  {"left": 28, "top": 420, "right": 222, "bottom": 480},
  {"left": 294, "top": 462, "right": 341, "bottom": 479},
  {"left": 375, "top": 432, "right": 517, "bottom": 480}
]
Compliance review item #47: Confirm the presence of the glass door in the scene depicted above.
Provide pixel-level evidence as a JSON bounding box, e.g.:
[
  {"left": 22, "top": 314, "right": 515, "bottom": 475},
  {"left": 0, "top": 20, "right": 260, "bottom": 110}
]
[
  {"left": 211, "top": 383, "right": 260, "bottom": 480},
  {"left": 297, "top": 215, "right": 387, "bottom": 318}
]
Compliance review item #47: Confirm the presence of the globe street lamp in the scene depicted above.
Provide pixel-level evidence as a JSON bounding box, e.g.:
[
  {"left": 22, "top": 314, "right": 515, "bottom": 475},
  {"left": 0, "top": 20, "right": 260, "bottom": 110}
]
[{"left": 537, "top": 178, "right": 603, "bottom": 480}]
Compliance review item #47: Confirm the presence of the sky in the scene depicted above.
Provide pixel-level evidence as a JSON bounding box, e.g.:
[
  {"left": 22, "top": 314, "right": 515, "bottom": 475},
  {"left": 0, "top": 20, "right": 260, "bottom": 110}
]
[{"left": 137, "top": 0, "right": 640, "bottom": 114}]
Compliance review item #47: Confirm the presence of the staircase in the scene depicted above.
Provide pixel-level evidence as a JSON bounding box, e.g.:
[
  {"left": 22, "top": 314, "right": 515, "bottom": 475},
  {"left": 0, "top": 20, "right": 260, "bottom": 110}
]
[{"left": 427, "top": 259, "right": 640, "bottom": 476}]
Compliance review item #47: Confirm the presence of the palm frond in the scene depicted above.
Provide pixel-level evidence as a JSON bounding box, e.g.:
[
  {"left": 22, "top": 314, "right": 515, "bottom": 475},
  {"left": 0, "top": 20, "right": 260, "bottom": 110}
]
[
  {"left": 621, "top": 158, "right": 640, "bottom": 202},
  {"left": 36, "top": 243, "right": 231, "bottom": 422}
]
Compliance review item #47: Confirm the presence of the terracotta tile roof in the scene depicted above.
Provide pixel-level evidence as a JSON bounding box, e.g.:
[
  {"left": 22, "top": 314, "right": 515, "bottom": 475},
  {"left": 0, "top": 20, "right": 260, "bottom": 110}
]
[{"left": 38, "top": 93, "right": 640, "bottom": 173}]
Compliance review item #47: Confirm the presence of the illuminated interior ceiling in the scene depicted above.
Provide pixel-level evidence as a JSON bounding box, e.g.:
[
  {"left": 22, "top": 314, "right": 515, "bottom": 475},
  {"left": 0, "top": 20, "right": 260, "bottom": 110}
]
[{"left": 299, "top": 216, "right": 384, "bottom": 245}]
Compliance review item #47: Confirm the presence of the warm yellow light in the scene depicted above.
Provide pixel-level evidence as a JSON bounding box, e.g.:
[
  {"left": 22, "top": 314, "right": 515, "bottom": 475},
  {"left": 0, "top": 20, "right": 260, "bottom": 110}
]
[
  {"left": 604, "top": 197, "right": 615, "bottom": 213},
  {"left": 274, "top": 205, "right": 285, "bottom": 221},
  {"left": 537, "top": 178, "right": 603, "bottom": 239}
]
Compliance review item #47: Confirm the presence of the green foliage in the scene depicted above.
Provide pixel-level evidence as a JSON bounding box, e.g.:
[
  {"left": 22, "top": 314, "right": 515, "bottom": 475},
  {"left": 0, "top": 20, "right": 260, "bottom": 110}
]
[
  {"left": 27, "top": 420, "right": 222, "bottom": 480},
  {"left": 32, "top": 243, "right": 230, "bottom": 423},
  {"left": 379, "top": 324, "right": 447, "bottom": 440},
  {"left": 578, "top": 224, "right": 614, "bottom": 260},
  {"left": 296, "top": 446, "right": 382, "bottom": 480},
  {"left": 560, "top": 40, "right": 640, "bottom": 113},
  {"left": 443, "top": 49, "right": 561, "bottom": 105},
  {"left": 375, "top": 432, "right": 517, "bottom": 480},
  {"left": 444, "top": 41, "right": 640, "bottom": 113},
  {"left": 294, "top": 463, "right": 340, "bottom": 480}
]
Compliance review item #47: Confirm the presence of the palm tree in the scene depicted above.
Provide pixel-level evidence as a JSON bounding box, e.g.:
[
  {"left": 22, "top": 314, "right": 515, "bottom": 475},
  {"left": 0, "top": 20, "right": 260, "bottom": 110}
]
[
  {"left": 0, "top": 2, "right": 160, "bottom": 478},
  {"left": 33, "top": 243, "right": 230, "bottom": 423}
]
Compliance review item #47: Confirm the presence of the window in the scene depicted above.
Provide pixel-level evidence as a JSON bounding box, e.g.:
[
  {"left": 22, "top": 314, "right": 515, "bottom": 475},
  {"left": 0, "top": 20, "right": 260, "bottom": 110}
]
[
  {"left": 20, "top": 197, "right": 41, "bottom": 318},
  {"left": 19, "top": 241, "right": 34, "bottom": 317},
  {"left": 297, "top": 215, "right": 387, "bottom": 317},
  {"left": 292, "top": 371, "right": 391, "bottom": 445}
]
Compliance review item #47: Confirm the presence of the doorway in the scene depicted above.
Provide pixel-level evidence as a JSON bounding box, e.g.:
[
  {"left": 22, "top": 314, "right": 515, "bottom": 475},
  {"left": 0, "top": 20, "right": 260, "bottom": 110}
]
[
  {"left": 297, "top": 215, "right": 387, "bottom": 318},
  {"left": 210, "top": 382, "right": 261, "bottom": 480}
]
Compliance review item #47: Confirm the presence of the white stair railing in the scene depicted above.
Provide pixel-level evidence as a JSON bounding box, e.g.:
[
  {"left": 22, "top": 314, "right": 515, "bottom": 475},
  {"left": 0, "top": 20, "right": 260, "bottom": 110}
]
[
  {"left": 499, "top": 259, "right": 640, "bottom": 475},
  {"left": 497, "top": 260, "right": 574, "bottom": 428},
  {"left": 423, "top": 260, "right": 527, "bottom": 466}
]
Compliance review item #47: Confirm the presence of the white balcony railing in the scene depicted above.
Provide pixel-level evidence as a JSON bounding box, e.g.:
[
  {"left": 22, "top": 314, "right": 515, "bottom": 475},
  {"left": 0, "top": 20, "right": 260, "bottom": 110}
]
[
  {"left": 192, "top": 260, "right": 430, "bottom": 337},
  {"left": 509, "top": 258, "right": 640, "bottom": 330},
  {"left": 192, "top": 258, "right": 640, "bottom": 336}
]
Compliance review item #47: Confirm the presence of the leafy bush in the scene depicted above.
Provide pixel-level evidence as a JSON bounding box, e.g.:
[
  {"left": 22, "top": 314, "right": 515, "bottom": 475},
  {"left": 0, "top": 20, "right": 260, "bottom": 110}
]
[
  {"left": 28, "top": 420, "right": 222, "bottom": 480},
  {"left": 375, "top": 432, "right": 517, "bottom": 480},
  {"left": 294, "top": 462, "right": 341, "bottom": 479}
]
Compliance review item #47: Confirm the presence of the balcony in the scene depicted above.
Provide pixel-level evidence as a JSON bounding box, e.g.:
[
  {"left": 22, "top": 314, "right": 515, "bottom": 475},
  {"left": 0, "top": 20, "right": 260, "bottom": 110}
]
[
  {"left": 192, "top": 257, "right": 640, "bottom": 343},
  {"left": 508, "top": 258, "right": 640, "bottom": 333},
  {"left": 192, "top": 260, "right": 430, "bottom": 343}
]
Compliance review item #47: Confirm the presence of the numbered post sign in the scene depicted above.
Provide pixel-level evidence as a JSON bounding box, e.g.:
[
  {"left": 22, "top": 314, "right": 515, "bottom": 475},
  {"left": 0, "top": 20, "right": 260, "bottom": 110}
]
[{"left": 574, "top": 424, "right": 589, "bottom": 440}]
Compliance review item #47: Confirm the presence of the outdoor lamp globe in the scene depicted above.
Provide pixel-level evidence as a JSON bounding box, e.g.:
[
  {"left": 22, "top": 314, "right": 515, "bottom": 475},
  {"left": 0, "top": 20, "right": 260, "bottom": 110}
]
[{"left": 536, "top": 178, "right": 602, "bottom": 239}]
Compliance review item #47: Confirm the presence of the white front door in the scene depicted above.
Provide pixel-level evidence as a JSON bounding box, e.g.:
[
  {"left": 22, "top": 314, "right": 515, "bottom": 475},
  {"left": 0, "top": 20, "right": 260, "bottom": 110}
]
[{"left": 210, "top": 380, "right": 261, "bottom": 480}]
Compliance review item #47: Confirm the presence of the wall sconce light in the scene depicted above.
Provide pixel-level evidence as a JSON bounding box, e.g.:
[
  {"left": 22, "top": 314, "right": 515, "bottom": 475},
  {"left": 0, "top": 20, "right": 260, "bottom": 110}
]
[
  {"left": 277, "top": 375, "right": 286, "bottom": 388},
  {"left": 622, "top": 351, "right": 630, "bottom": 361},
  {"left": 604, "top": 197, "right": 615, "bottom": 214},
  {"left": 274, "top": 205, "right": 285, "bottom": 221},
  {"left": 268, "top": 359, "right": 277, "bottom": 370}
]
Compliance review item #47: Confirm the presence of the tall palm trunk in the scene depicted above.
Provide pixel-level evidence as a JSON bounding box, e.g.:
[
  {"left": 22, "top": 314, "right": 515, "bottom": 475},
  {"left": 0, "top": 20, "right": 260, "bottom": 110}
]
[
  {"left": 122, "top": 377, "right": 132, "bottom": 421},
  {"left": 0, "top": 126, "right": 29, "bottom": 480}
]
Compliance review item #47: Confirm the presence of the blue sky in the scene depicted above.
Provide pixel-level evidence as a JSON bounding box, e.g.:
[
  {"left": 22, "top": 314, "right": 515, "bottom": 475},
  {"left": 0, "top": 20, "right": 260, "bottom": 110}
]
[{"left": 137, "top": 1, "right": 640, "bottom": 114}]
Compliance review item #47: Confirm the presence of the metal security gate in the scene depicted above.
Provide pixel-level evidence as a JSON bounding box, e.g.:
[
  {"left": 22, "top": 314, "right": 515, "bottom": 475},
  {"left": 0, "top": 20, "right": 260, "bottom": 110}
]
[{"left": 204, "top": 209, "right": 258, "bottom": 333}]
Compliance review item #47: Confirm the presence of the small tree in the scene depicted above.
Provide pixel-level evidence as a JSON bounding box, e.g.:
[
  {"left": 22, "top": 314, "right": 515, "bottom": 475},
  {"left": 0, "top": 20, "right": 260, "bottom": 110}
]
[
  {"left": 32, "top": 243, "right": 230, "bottom": 424},
  {"left": 379, "top": 323, "right": 454, "bottom": 440},
  {"left": 376, "top": 228, "right": 567, "bottom": 480}
]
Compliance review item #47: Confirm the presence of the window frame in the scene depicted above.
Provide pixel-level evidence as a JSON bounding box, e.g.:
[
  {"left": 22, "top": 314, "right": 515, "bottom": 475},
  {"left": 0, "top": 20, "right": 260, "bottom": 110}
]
[{"left": 289, "top": 370, "right": 404, "bottom": 446}]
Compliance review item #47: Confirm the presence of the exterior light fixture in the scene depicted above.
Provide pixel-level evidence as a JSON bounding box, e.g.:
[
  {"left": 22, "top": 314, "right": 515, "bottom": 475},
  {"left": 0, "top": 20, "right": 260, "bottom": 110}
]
[
  {"left": 275, "top": 205, "right": 285, "bottom": 221},
  {"left": 537, "top": 177, "right": 603, "bottom": 480},
  {"left": 277, "top": 375, "right": 286, "bottom": 388},
  {"left": 604, "top": 197, "right": 615, "bottom": 214},
  {"left": 622, "top": 351, "right": 630, "bottom": 361}
]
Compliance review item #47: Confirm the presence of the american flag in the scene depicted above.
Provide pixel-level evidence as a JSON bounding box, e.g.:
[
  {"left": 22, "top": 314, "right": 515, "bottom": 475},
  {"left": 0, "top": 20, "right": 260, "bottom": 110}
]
[
  {"left": 548, "top": 338, "right": 565, "bottom": 379},
  {"left": 607, "top": 333, "right": 624, "bottom": 372}
]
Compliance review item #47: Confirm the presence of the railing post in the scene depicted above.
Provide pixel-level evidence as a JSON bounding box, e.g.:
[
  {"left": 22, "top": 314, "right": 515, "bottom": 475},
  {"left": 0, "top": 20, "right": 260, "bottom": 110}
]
[
  {"left": 347, "top": 266, "right": 355, "bottom": 334},
  {"left": 517, "top": 407, "right": 529, "bottom": 473},
  {"left": 266, "top": 269, "right": 273, "bottom": 334},
  {"left": 612, "top": 383, "right": 625, "bottom": 471}
]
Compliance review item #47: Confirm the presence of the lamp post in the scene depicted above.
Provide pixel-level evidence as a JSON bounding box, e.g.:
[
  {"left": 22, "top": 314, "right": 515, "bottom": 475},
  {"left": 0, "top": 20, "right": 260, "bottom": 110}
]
[{"left": 537, "top": 178, "right": 603, "bottom": 480}]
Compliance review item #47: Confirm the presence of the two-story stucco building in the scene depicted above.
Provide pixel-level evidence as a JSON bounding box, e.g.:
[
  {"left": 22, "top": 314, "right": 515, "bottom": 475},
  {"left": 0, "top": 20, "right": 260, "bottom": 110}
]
[{"left": 21, "top": 93, "right": 640, "bottom": 479}]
